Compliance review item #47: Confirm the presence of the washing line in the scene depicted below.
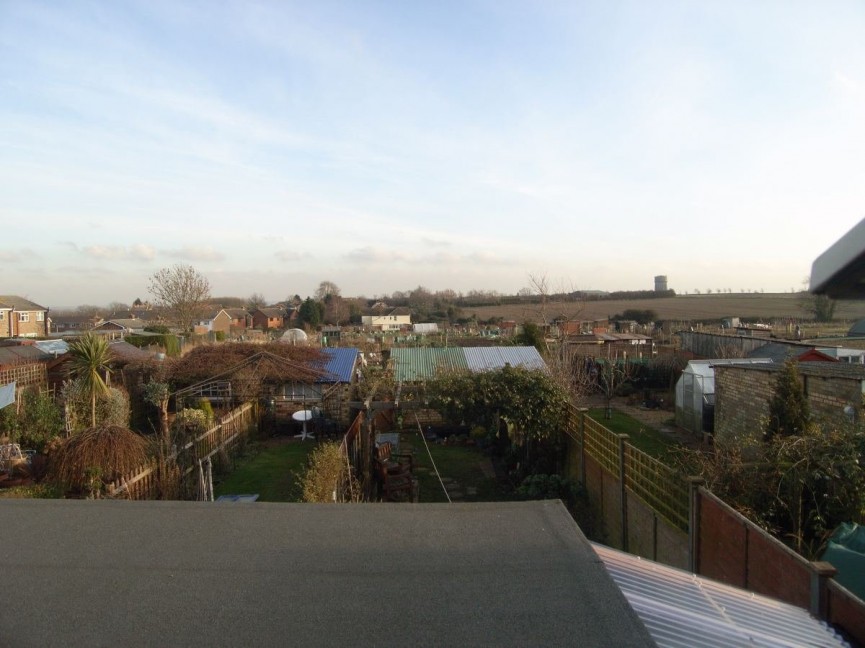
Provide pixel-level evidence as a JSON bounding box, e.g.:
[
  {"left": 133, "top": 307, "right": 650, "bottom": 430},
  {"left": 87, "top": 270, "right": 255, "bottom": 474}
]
[{"left": 413, "top": 413, "right": 451, "bottom": 504}]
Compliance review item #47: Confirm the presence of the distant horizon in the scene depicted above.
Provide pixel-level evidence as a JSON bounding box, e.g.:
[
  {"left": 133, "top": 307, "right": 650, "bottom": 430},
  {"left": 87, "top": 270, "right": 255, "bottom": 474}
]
[
  {"left": 4, "top": 2, "right": 864, "bottom": 306},
  {"left": 41, "top": 283, "right": 813, "bottom": 312}
]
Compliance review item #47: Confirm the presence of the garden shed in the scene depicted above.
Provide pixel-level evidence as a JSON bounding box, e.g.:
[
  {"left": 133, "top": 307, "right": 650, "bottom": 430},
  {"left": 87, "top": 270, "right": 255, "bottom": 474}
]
[
  {"left": 675, "top": 359, "right": 772, "bottom": 436},
  {"left": 390, "top": 346, "right": 546, "bottom": 383}
]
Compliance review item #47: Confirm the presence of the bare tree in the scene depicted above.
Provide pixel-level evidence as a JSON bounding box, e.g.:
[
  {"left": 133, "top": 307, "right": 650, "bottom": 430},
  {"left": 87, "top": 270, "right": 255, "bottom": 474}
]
[
  {"left": 528, "top": 273, "right": 550, "bottom": 325},
  {"left": 147, "top": 264, "right": 211, "bottom": 332},
  {"left": 107, "top": 301, "right": 130, "bottom": 314},
  {"left": 314, "top": 281, "right": 341, "bottom": 301},
  {"left": 247, "top": 292, "right": 267, "bottom": 311},
  {"left": 597, "top": 350, "right": 636, "bottom": 419}
]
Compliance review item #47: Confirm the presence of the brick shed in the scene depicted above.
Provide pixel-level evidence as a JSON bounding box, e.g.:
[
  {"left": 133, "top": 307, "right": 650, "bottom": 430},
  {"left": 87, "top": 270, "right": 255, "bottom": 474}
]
[{"left": 714, "top": 361, "right": 865, "bottom": 445}]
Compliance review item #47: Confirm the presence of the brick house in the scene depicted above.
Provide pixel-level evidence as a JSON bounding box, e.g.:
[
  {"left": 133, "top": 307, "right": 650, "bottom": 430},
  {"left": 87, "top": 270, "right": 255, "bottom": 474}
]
[
  {"left": 251, "top": 307, "right": 285, "bottom": 331},
  {"left": 714, "top": 361, "right": 865, "bottom": 445},
  {"left": 192, "top": 309, "right": 250, "bottom": 336},
  {"left": 0, "top": 296, "right": 50, "bottom": 338},
  {"left": 224, "top": 308, "right": 249, "bottom": 330}
]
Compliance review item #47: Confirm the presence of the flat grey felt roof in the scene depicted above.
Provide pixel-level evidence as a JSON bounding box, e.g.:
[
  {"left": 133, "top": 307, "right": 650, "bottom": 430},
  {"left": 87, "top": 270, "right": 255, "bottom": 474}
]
[{"left": 0, "top": 500, "right": 654, "bottom": 647}]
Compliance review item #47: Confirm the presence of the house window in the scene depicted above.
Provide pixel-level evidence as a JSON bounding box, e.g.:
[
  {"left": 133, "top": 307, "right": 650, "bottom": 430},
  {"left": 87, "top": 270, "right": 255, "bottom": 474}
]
[
  {"left": 0, "top": 311, "right": 4, "bottom": 320},
  {"left": 37, "top": 312, "right": 44, "bottom": 322},
  {"left": 280, "top": 383, "right": 323, "bottom": 401},
  {"left": 18, "top": 312, "right": 29, "bottom": 323}
]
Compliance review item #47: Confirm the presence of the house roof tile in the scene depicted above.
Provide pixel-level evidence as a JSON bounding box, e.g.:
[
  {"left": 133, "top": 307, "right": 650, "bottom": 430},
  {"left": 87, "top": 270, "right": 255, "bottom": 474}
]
[{"left": 0, "top": 295, "right": 48, "bottom": 311}]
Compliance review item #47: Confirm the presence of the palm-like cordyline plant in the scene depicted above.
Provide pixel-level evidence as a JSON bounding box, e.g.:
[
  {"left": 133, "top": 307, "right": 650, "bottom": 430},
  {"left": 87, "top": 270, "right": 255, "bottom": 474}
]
[{"left": 68, "top": 332, "right": 112, "bottom": 428}]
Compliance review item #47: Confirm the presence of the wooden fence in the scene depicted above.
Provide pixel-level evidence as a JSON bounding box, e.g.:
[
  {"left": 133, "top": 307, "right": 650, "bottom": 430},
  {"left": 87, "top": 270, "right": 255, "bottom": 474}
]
[
  {"left": 106, "top": 402, "right": 256, "bottom": 499},
  {"left": 566, "top": 405, "right": 865, "bottom": 645}
]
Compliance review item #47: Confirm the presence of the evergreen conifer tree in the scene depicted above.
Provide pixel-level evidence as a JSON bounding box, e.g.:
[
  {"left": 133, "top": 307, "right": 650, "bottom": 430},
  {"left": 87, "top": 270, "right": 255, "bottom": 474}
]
[{"left": 764, "top": 359, "right": 810, "bottom": 440}]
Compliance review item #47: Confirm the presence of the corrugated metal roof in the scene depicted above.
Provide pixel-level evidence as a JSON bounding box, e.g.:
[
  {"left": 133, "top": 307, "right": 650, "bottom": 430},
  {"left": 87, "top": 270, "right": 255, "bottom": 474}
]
[
  {"left": 464, "top": 346, "right": 547, "bottom": 373},
  {"left": 319, "top": 347, "right": 359, "bottom": 383},
  {"left": 391, "top": 347, "right": 547, "bottom": 381},
  {"left": 391, "top": 348, "right": 468, "bottom": 382},
  {"left": 594, "top": 543, "right": 851, "bottom": 648}
]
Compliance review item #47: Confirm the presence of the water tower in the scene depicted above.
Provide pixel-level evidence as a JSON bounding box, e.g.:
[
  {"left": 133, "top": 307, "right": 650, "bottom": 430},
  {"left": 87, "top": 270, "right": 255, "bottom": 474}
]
[{"left": 654, "top": 275, "right": 668, "bottom": 292}]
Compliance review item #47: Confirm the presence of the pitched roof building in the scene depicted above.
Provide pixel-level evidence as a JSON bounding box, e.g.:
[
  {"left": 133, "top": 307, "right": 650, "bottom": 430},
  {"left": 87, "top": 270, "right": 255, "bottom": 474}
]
[{"left": 0, "top": 295, "right": 49, "bottom": 338}]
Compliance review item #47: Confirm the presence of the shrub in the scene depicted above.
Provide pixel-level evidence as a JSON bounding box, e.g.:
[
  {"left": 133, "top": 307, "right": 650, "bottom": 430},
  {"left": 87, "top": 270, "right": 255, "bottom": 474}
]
[
  {"left": 47, "top": 425, "right": 151, "bottom": 497},
  {"left": 62, "top": 384, "right": 131, "bottom": 433},
  {"left": 516, "top": 473, "right": 584, "bottom": 508},
  {"left": 172, "top": 409, "right": 210, "bottom": 443},
  {"left": 299, "top": 442, "right": 360, "bottom": 503}
]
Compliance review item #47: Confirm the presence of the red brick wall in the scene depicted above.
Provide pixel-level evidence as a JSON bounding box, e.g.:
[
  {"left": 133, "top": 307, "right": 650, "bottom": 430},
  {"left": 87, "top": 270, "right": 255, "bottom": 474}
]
[{"left": 715, "top": 365, "right": 863, "bottom": 445}]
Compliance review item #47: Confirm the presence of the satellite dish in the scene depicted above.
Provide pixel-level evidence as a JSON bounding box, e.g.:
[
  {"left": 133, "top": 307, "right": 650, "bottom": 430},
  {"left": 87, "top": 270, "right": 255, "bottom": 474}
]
[
  {"left": 280, "top": 328, "right": 308, "bottom": 344},
  {"left": 292, "top": 409, "right": 315, "bottom": 441}
]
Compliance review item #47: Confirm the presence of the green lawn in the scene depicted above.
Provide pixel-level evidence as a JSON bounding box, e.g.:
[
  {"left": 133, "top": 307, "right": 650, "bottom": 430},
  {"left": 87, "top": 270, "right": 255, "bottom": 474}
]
[
  {"left": 398, "top": 432, "right": 508, "bottom": 503},
  {"left": 214, "top": 441, "right": 315, "bottom": 502},
  {"left": 213, "top": 433, "right": 507, "bottom": 503},
  {"left": 587, "top": 408, "right": 676, "bottom": 459}
]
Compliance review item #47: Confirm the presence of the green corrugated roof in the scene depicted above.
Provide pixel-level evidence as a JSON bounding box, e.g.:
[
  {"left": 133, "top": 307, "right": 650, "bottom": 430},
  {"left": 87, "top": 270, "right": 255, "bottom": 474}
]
[{"left": 391, "top": 348, "right": 469, "bottom": 382}]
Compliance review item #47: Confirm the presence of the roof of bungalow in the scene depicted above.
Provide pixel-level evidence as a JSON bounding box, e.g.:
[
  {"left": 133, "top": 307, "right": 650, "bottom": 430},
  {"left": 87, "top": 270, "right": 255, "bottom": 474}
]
[
  {"left": 94, "top": 319, "right": 145, "bottom": 331},
  {"left": 255, "top": 307, "right": 285, "bottom": 318},
  {"left": 746, "top": 342, "right": 836, "bottom": 363},
  {"left": 391, "top": 346, "right": 546, "bottom": 382},
  {"left": 108, "top": 340, "right": 157, "bottom": 363},
  {"left": 317, "top": 347, "right": 359, "bottom": 383}
]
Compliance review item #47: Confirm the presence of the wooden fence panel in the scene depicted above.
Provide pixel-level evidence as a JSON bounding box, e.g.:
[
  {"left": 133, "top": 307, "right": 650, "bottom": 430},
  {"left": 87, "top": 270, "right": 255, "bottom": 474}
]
[
  {"left": 624, "top": 444, "right": 689, "bottom": 531},
  {"left": 698, "top": 493, "right": 748, "bottom": 587},
  {"left": 583, "top": 416, "right": 619, "bottom": 477},
  {"left": 827, "top": 581, "right": 865, "bottom": 647},
  {"left": 107, "top": 402, "right": 256, "bottom": 499}
]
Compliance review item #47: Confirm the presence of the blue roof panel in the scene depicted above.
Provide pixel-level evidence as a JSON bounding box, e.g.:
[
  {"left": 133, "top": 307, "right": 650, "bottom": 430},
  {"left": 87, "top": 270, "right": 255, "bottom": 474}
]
[{"left": 318, "top": 347, "right": 359, "bottom": 383}]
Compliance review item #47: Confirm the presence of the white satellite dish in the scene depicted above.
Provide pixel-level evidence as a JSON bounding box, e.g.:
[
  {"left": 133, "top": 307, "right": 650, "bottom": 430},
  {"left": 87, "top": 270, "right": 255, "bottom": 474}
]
[{"left": 292, "top": 409, "right": 315, "bottom": 440}]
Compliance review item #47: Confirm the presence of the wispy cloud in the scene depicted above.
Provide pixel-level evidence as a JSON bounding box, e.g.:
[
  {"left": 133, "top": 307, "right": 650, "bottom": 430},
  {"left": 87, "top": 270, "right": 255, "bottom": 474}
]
[
  {"left": 344, "top": 247, "right": 412, "bottom": 264},
  {"left": 81, "top": 244, "right": 156, "bottom": 261},
  {"left": 275, "top": 250, "right": 312, "bottom": 262},
  {"left": 165, "top": 247, "right": 225, "bottom": 262},
  {"left": 0, "top": 249, "right": 31, "bottom": 262}
]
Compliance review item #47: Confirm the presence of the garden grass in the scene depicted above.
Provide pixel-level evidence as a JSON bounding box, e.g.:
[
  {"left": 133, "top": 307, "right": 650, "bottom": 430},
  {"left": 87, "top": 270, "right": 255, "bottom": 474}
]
[
  {"left": 398, "top": 432, "right": 508, "bottom": 503},
  {"left": 587, "top": 408, "right": 676, "bottom": 459},
  {"left": 213, "top": 432, "right": 514, "bottom": 504},
  {"left": 214, "top": 440, "right": 315, "bottom": 502}
]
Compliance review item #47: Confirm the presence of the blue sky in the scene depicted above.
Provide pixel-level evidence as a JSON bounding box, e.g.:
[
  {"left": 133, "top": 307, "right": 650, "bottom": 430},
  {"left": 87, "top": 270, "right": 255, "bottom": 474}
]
[{"left": 2, "top": 1, "right": 865, "bottom": 307}]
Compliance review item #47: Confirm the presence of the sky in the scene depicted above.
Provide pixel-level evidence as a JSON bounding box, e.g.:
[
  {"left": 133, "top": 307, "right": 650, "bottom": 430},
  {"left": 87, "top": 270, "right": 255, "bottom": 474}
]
[{"left": 2, "top": 1, "right": 865, "bottom": 308}]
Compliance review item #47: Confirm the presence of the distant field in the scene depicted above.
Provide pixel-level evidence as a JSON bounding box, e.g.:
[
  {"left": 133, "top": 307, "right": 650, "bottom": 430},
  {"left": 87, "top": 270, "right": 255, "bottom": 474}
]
[{"left": 464, "top": 294, "right": 865, "bottom": 324}]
